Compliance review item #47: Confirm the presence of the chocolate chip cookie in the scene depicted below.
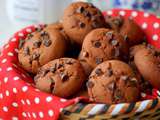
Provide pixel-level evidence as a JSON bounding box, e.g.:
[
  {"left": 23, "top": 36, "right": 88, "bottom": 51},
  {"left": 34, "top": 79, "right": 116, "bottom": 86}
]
[
  {"left": 105, "top": 16, "right": 145, "bottom": 46},
  {"left": 34, "top": 58, "right": 86, "bottom": 98},
  {"left": 79, "top": 28, "right": 129, "bottom": 70},
  {"left": 133, "top": 44, "right": 160, "bottom": 89},
  {"left": 18, "top": 25, "right": 67, "bottom": 74},
  {"left": 87, "top": 60, "right": 140, "bottom": 104},
  {"left": 62, "top": 2, "right": 106, "bottom": 45}
]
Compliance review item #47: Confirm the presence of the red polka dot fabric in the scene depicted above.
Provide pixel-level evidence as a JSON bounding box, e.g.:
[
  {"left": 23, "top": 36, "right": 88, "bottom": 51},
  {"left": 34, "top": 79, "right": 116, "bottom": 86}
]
[{"left": 0, "top": 9, "right": 160, "bottom": 120}]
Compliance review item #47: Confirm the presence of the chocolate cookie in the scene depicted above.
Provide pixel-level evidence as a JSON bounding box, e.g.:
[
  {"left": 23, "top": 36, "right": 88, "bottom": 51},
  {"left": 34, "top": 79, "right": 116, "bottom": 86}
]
[
  {"left": 87, "top": 60, "right": 140, "bottom": 104},
  {"left": 62, "top": 2, "right": 106, "bottom": 45},
  {"left": 79, "top": 28, "right": 129, "bottom": 70},
  {"left": 134, "top": 44, "right": 160, "bottom": 89},
  {"left": 18, "top": 25, "right": 67, "bottom": 74},
  {"left": 105, "top": 16, "right": 145, "bottom": 46},
  {"left": 105, "top": 15, "right": 124, "bottom": 31},
  {"left": 34, "top": 58, "right": 86, "bottom": 98},
  {"left": 120, "top": 18, "right": 145, "bottom": 46}
]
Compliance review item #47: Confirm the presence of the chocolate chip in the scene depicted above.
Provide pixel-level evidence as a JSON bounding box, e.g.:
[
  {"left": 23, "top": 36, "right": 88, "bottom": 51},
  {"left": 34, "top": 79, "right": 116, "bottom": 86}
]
[
  {"left": 114, "top": 89, "right": 122, "bottom": 100},
  {"left": 19, "top": 39, "right": 25, "bottom": 49},
  {"left": 83, "top": 11, "right": 91, "bottom": 18},
  {"left": 92, "top": 22, "right": 98, "bottom": 28},
  {"left": 124, "top": 35, "right": 129, "bottom": 42},
  {"left": 35, "top": 27, "right": 42, "bottom": 32},
  {"left": 113, "top": 18, "right": 123, "bottom": 27},
  {"left": 147, "top": 44, "right": 154, "bottom": 50},
  {"left": 95, "top": 58, "right": 103, "bottom": 65},
  {"left": 41, "top": 69, "right": 50, "bottom": 76},
  {"left": 27, "top": 34, "right": 33, "bottom": 39},
  {"left": 82, "top": 51, "right": 89, "bottom": 57},
  {"left": 33, "top": 41, "right": 41, "bottom": 48},
  {"left": 63, "top": 110, "right": 71, "bottom": 115},
  {"left": 106, "top": 31, "right": 113, "bottom": 40},
  {"left": 43, "top": 39, "right": 52, "bottom": 47},
  {"left": 24, "top": 47, "right": 30, "bottom": 55},
  {"left": 76, "top": 6, "right": 84, "bottom": 13},
  {"left": 95, "top": 68, "right": 103, "bottom": 76},
  {"left": 79, "top": 22, "right": 85, "bottom": 28},
  {"left": 107, "top": 68, "right": 113, "bottom": 77},
  {"left": 57, "top": 64, "right": 64, "bottom": 69},
  {"left": 50, "top": 66, "right": 56, "bottom": 73},
  {"left": 94, "top": 41, "right": 101, "bottom": 48},
  {"left": 111, "top": 40, "right": 119, "bottom": 46},
  {"left": 50, "top": 77, "right": 55, "bottom": 91},
  {"left": 60, "top": 72, "right": 69, "bottom": 82},
  {"left": 120, "top": 75, "right": 129, "bottom": 81},
  {"left": 86, "top": 81, "right": 94, "bottom": 88},
  {"left": 107, "top": 82, "right": 115, "bottom": 91},
  {"left": 31, "top": 53, "right": 40, "bottom": 60},
  {"left": 40, "top": 31, "right": 47, "bottom": 37},
  {"left": 153, "top": 51, "right": 160, "bottom": 57},
  {"left": 65, "top": 60, "right": 73, "bottom": 65}
]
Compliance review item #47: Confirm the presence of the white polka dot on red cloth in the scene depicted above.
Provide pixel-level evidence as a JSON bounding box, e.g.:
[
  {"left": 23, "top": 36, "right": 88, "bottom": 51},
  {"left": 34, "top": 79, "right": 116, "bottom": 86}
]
[
  {"left": 0, "top": 68, "right": 2, "bottom": 72},
  {"left": 4, "top": 44, "right": 9, "bottom": 49},
  {"left": 14, "top": 48, "right": 18, "bottom": 53},
  {"left": 152, "top": 34, "right": 159, "bottom": 41},
  {"left": 22, "top": 86, "right": 28, "bottom": 92},
  {"left": 26, "top": 28, "right": 32, "bottom": 33},
  {"left": 3, "top": 106, "right": 8, "bottom": 112},
  {"left": 107, "top": 10, "right": 112, "bottom": 15},
  {"left": 7, "top": 67, "right": 13, "bottom": 71},
  {"left": 26, "top": 99, "right": 31, "bottom": 105},
  {"left": 35, "top": 89, "right": 40, "bottom": 92},
  {"left": 59, "top": 108, "right": 63, "bottom": 112},
  {"left": 60, "top": 98, "right": 67, "bottom": 102},
  {"left": 131, "top": 11, "right": 138, "bottom": 17},
  {"left": 7, "top": 52, "right": 14, "bottom": 56},
  {"left": 46, "top": 96, "right": 52, "bottom": 102},
  {"left": 39, "top": 111, "right": 44, "bottom": 118},
  {"left": 11, "top": 38, "right": 17, "bottom": 42},
  {"left": 22, "top": 112, "right": 27, "bottom": 117},
  {"left": 34, "top": 97, "right": 40, "bottom": 104},
  {"left": 13, "top": 76, "right": 20, "bottom": 81},
  {"left": 1, "top": 58, "right": 7, "bottom": 63},
  {"left": 144, "top": 12, "right": 149, "bottom": 17},
  {"left": 13, "top": 88, "right": 17, "bottom": 93},
  {"left": 4, "top": 77, "right": 8, "bottom": 83},
  {"left": 142, "top": 22, "right": 148, "bottom": 29},
  {"left": 27, "top": 112, "right": 31, "bottom": 118},
  {"left": 153, "top": 22, "right": 159, "bottom": 29},
  {"left": 21, "top": 99, "right": 25, "bottom": 105},
  {"left": 18, "top": 33, "right": 24, "bottom": 37},
  {"left": 12, "top": 117, "right": 18, "bottom": 120},
  {"left": 119, "top": 10, "right": 126, "bottom": 16},
  {"left": 5, "top": 90, "right": 10, "bottom": 96},
  {"left": 0, "top": 93, "right": 3, "bottom": 99},
  {"left": 12, "top": 102, "right": 18, "bottom": 107},
  {"left": 48, "top": 109, "right": 54, "bottom": 117},
  {"left": 32, "top": 112, "right": 37, "bottom": 118}
]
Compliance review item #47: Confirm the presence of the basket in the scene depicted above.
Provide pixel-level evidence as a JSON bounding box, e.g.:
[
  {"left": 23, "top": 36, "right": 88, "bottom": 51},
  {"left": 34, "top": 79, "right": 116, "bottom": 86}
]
[{"left": 0, "top": 9, "right": 160, "bottom": 120}]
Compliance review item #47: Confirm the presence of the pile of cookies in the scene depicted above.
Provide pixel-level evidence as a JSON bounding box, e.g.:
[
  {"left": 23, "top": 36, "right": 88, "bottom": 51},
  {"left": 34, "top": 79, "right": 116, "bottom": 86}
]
[{"left": 18, "top": 2, "right": 160, "bottom": 104}]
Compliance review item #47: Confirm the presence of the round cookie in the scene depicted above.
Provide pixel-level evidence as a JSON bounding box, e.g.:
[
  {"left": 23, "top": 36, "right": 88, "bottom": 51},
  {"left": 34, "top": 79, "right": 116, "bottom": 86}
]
[
  {"left": 47, "top": 22, "right": 69, "bottom": 40},
  {"left": 18, "top": 25, "right": 67, "bottom": 74},
  {"left": 134, "top": 44, "right": 160, "bottom": 89},
  {"left": 120, "top": 18, "right": 145, "bottom": 46},
  {"left": 105, "top": 15, "right": 124, "bottom": 31},
  {"left": 62, "top": 2, "right": 106, "bottom": 45},
  {"left": 87, "top": 60, "right": 140, "bottom": 104},
  {"left": 34, "top": 58, "right": 86, "bottom": 98},
  {"left": 105, "top": 16, "right": 145, "bottom": 46},
  {"left": 79, "top": 28, "right": 129, "bottom": 69}
]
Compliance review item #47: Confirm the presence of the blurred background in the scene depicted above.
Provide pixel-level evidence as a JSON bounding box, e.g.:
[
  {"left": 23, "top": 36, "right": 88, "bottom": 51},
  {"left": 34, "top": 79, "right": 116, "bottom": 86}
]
[{"left": 0, "top": 0, "right": 160, "bottom": 47}]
